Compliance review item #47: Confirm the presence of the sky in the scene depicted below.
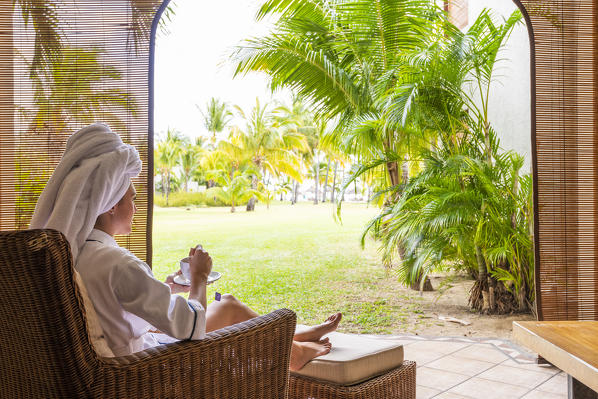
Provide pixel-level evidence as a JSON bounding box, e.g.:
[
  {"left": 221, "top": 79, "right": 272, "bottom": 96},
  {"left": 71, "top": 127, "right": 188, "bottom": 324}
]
[{"left": 154, "top": 0, "right": 290, "bottom": 141}]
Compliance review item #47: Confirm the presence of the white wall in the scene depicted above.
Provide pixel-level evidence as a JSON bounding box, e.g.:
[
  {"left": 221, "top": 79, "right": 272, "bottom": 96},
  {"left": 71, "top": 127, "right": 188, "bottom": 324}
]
[{"left": 467, "top": 1, "right": 532, "bottom": 172}]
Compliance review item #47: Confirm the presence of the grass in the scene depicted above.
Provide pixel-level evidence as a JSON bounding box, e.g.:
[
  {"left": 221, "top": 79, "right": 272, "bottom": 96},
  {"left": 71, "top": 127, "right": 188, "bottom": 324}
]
[{"left": 152, "top": 201, "right": 426, "bottom": 334}]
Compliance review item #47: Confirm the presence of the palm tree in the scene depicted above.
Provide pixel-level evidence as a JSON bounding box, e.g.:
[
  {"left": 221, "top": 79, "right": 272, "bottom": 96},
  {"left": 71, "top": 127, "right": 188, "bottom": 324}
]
[
  {"left": 15, "top": 45, "right": 139, "bottom": 227},
  {"left": 233, "top": 98, "right": 307, "bottom": 211},
  {"left": 206, "top": 169, "right": 261, "bottom": 213},
  {"left": 357, "top": 9, "right": 529, "bottom": 312},
  {"left": 21, "top": 46, "right": 139, "bottom": 136},
  {"left": 179, "top": 144, "right": 203, "bottom": 192},
  {"left": 155, "top": 128, "right": 187, "bottom": 205},
  {"left": 13, "top": 0, "right": 62, "bottom": 79},
  {"left": 199, "top": 97, "right": 232, "bottom": 147},
  {"left": 232, "top": 0, "right": 437, "bottom": 200},
  {"left": 274, "top": 95, "right": 316, "bottom": 204}
]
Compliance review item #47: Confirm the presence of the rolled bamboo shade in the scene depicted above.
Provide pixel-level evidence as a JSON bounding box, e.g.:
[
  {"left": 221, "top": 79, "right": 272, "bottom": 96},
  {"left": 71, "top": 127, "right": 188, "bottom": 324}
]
[
  {"left": 0, "top": 0, "right": 162, "bottom": 264},
  {"left": 516, "top": 0, "right": 598, "bottom": 320}
]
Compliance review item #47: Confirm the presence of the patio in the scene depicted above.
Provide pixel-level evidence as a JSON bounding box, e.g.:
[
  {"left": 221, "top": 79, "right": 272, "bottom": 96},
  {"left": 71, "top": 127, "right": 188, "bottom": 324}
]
[{"left": 367, "top": 334, "right": 566, "bottom": 399}]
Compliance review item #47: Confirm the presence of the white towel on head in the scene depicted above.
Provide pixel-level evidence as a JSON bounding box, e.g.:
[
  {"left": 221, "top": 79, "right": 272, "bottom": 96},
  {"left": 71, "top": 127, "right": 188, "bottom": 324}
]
[{"left": 30, "top": 123, "right": 142, "bottom": 262}]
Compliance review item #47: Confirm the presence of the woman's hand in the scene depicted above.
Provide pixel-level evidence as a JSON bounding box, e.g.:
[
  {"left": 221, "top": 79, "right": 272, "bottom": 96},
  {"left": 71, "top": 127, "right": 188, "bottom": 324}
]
[
  {"left": 189, "top": 245, "right": 212, "bottom": 283},
  {"left": 165, "top": 270, "right": 191, "bottom": 294}
]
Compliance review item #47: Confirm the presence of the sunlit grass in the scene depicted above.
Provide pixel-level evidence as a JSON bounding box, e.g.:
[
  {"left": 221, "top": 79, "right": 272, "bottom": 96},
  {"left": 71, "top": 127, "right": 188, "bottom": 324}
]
[{"left": 152, "top": 201, "right": 423, "bottom": 333}]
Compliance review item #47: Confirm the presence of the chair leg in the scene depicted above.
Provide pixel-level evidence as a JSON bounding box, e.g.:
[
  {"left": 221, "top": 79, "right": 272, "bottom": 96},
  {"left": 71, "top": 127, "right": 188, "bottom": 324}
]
[{"left": 567, "top": 375, "right": 598, "bottom": 399}]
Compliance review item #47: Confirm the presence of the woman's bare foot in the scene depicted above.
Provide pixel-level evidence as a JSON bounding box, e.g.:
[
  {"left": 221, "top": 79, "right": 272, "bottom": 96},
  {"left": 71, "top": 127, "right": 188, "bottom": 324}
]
[
  {"left": 294, "top": 313, "right": 342, "bottom": 342},
  {"left": 290, "top": 340, "right": 332, "bottom": 371}
]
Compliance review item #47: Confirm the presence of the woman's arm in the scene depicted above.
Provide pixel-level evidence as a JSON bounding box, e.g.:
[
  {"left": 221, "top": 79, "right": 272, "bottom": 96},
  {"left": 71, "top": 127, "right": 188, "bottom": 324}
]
[
  {"left": 113, "top": 256, "right": 206, "bottom": 340},
  {"left": 187, "top": 246, "right": 212, "bottom": 311}
]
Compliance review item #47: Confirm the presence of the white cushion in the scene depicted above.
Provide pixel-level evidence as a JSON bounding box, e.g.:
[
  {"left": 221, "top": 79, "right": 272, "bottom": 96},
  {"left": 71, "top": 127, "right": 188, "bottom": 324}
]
[
  {"left": 292, "top": 330, "right": 404, "bottom": 385},
  {"left": 74, "top": 271, "right": 114, "bottom": 357}
]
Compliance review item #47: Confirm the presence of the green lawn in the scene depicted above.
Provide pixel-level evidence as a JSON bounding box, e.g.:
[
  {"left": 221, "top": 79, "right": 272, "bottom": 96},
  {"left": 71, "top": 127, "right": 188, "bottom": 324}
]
[{"left": 152, "top": 202, "right": 424, "bottom": 333}]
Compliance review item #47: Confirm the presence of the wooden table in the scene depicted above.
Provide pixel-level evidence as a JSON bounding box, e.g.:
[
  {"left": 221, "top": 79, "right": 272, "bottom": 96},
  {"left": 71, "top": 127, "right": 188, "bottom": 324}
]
[{"left": 513, "top": 321, "right": 598, "bottom": 399}]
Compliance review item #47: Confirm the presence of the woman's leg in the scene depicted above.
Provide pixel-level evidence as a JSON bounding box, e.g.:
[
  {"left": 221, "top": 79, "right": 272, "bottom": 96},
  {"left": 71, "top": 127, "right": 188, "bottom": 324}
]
[
  {"left": 205, "top": 294, "right": 259, "bottom": 332},
  {"left": 293, "top": 312, "right": 342, "bottom": 342},
  {"left": 290, "top": 340, "right": 332, "bottom": 371},
  {"left": 205, "top": 294, "right": 339, "bottom": 370}
]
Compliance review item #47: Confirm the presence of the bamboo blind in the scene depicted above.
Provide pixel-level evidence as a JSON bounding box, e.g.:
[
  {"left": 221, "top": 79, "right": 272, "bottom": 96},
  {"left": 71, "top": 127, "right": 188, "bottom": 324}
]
[
  {"left": 516, "top": 0, "right": 598, "bottom": 320},
  {"left": 0, "top": 0, "right": 162, "bottom": 264}
]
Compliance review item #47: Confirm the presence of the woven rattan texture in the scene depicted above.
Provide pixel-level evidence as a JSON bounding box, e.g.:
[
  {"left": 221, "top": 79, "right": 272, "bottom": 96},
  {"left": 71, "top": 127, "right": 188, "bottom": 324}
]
[
  {"left": 0, "top": 1, "right": 161, "bottom": 263},
  {"left": 0, "top": 229, "right": 296, "bottom": 399},
  {"left": 515, "top": 0, "right": 598, "bottom": 320},
  {"left": 288, "top": 361, "right": 416, "bottom": 399}
]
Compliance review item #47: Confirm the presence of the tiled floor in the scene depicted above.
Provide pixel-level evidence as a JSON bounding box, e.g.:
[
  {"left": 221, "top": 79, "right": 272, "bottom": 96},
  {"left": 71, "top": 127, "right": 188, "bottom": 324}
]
[{"left": 368, "top": 334, "right": 567, "bottom": 399}]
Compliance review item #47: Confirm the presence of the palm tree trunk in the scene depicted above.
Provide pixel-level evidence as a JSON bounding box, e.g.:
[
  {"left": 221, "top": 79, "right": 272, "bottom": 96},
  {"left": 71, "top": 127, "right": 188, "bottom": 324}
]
[
  {"left": 387, "top": 162, "right": 400, "bottom": 187},
  {"left": 161, "top": 172, "right": 167, "bottom": 197},
  {"left": 476, "top": 245, "right": 490, "bottom": 312},
  {"left": 341, "top": 168, "right": 345, "bottom": 201},
  {"left": 484, "top": 121, "right": 492, "bottom": 166},
  {"left": 322, "top": 158, "right": 331, "bottom": 202},
  {"left": 246, "top": 175, "right": 258, "bottom": 211},
  {"left": 313, "top": 154, "right": 319, "bottom": 205},
  {"left": 331, "top": 161, "right": 338, "bottom": 203},
  {"left": 409, "top": 274, "right": 434, "bottom": 291},
  {"left": 166, "top": 171, "right": 171, "bottom": 206},
  {"left": 292, "top": 180, "right": 298, "bottom": 204},
  {"left": 383, "top": 136, "right": 400, "bottom": 188}
]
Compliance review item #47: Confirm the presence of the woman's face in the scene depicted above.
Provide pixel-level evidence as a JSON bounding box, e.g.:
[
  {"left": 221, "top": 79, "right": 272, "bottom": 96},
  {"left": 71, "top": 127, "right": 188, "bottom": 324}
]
[{"left": 113, "top": 183, "right": 137, "bottom": 235}]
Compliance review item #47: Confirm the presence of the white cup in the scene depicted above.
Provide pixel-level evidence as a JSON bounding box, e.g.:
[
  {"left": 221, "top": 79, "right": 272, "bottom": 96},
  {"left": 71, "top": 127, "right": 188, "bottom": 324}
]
[{"left": 179, "top": 257, "right": 191, "bottom": 281}]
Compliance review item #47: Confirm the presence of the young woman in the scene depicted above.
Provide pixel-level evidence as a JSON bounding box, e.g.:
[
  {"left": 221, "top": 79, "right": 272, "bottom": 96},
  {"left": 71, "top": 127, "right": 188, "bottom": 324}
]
[{"left": 31, "top": 123, "right": 341, "bottom": 370}]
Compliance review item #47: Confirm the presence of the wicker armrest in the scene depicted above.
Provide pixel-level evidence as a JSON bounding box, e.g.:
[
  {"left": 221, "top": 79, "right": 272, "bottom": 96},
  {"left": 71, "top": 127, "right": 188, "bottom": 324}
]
[{"left": 96, "top": 308, "right": 296, "bottom": 399}]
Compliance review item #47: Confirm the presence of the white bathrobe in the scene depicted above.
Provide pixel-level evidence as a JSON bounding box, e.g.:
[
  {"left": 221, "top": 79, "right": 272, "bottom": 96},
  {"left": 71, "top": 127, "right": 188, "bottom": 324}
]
[
  {"left": 77, "top": 229, "right": 206, "bottom": 356},
  {"left": 30, "top": 123, "right": 206, "bottom": 356}
]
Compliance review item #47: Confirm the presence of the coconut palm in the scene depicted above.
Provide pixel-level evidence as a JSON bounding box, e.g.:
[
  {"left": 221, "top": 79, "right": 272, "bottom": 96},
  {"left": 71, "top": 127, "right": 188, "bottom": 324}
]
[
  {"left": 199, "top": 97, "right": 233, "bottom": 147},
  {"left": 15, "top": 45, "right": 139, "bottom": 227},
  {"left": 233, "top": 98, "right": 307, "bottom": 211},
  {"left": 179, "top": 144, "right": 203, "bottom": 192},
  {"left": 274, "top": 95, "right": 316, "bottom": 204},
  {"left": 155, "top": 128, "right": 187, "bottom": 205},
  {"left": 206, "top": 169, "right": 262, "bottom": 213},
  {"left": 13, "top": 0, "right": 62, "bottom": 79},
  {"left": 232, "top": 0, "right": 438, "bottom": 198},
  {"left": 21, "top": 46, "right": 139, "bottom": 136}
]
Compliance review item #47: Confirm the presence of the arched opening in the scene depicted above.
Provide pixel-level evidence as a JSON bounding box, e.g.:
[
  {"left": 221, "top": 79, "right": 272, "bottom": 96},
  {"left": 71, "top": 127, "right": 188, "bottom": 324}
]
[{"left": 149, "top": 0, "right": 541, "bottom": 336}]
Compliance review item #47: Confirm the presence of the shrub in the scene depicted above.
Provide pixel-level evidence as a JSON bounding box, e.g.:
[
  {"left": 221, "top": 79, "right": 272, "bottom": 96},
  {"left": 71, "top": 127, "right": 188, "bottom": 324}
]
[{"left": 153, "top": 191, "right": 229, "bottom": 207}]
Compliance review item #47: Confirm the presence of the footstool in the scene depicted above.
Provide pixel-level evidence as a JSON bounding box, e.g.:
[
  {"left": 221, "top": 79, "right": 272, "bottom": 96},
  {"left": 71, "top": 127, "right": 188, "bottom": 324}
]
[{"left": 289, "top": 331, "right": 416, "bottom": 399}]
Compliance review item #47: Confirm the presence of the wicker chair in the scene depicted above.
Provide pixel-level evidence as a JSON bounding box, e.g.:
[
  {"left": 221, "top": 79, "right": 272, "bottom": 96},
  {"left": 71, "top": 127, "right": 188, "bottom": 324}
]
[{"left": 0, "top": 229, "right": 296, "bottom": 399}]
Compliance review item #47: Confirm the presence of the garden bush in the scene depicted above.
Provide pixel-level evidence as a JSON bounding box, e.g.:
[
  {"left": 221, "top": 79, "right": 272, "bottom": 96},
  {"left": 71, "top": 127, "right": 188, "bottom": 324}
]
[{"left": 154, "top": 191, "right": 229, "bottom": 207}]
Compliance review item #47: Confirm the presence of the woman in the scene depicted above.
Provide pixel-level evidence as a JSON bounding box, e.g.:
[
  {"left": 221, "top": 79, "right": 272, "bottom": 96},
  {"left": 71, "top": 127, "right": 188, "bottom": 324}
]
[{"left": 30, "top": 123, "right": 340, "bottom": 370}]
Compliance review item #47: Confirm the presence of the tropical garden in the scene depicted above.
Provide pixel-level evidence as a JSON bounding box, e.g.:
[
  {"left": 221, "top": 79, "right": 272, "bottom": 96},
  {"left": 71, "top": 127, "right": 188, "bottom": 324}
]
[{"left": 155, "top": 0, "right": 534, "bottom": 317}]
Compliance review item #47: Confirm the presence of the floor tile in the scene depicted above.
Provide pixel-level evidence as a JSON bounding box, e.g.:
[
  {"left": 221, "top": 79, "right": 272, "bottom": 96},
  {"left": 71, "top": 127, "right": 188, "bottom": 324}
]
[
  {"left": 534, "top": 373, "right": 568, "bottom": 395},
  {"left": 451, "top": 344, "right": 510, "bottom": 363},
  {"left": 404, "top": 348, "right": 446, "bottom": 366},
  {"left": 500, "top": 358, "right": 560, "bottom": 375},
  {"left": 435, "top": 392, "right": 474, "bottom": 399},
  {"left": 416, "top": 385, "right": 442, "bottom": 399},
  {"left": 426, "top": 354, "right": 495, "bottom": 377},
  {"left": 448, "top": 377, "right": 529, "bottom": 399},
  {"left": 407, "top": 340, "right": 470, "bottom": 355},
  {"left": 417, "top": 366, "right": 470, "bottom": 391},
  {"left": 521, "top": 389, "right": 567, "bottom": 399},
  {"left": 478, "top": 364, "right": 553, "bottom": 388}
]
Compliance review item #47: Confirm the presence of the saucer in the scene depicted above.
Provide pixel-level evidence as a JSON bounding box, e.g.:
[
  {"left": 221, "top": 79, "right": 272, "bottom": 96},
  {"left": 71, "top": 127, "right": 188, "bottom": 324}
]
[{"left": 174, "top": 271, "right": 221, "bottom": 286}]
